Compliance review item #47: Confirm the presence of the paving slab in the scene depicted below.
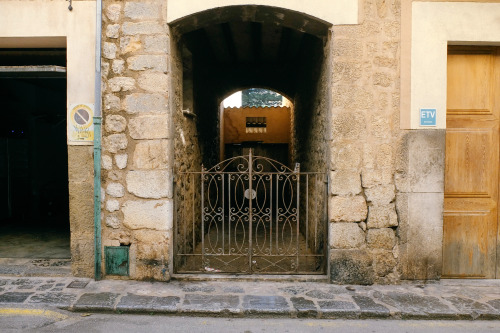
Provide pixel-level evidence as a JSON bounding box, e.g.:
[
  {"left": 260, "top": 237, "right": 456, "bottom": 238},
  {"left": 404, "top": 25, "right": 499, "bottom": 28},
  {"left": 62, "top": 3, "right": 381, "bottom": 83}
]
[
  {"left": 181, "top": 294, "right": 240, "bottom": 314},
  {"left": 73, "top": 292, "right": 120, "bottom": 311},
  {"left": 116, "top": 294, "right": 180, "bottom": 313},
  {"left": 242, "top": 295, "right": 290, "bottom": 315}
]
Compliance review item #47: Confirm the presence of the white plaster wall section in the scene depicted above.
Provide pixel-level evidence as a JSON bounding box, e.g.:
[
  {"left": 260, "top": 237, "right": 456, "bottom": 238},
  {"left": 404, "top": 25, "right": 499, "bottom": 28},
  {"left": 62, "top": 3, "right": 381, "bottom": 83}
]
[
  {"left": 411, "top": 2, "right": 500, "bottom": 129},
  {"left": 167, "top": 0, "right": 358, "bottom": 25}
]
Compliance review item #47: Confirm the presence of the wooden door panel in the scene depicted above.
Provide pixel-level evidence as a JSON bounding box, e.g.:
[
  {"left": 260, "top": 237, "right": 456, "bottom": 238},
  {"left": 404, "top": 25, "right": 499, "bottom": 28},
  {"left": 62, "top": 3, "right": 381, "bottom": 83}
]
[
  {"left": 447, "top": 52, "right": 492, "bottom": 111},
  {"left": 443, "top": 210, "right": 495, "bottom": 278},
  {"left": 444, "top": 47, "right": 500, "bottom": 279},
  {"left": 445, "top": 127, "right": 497, "bottom": 197}
]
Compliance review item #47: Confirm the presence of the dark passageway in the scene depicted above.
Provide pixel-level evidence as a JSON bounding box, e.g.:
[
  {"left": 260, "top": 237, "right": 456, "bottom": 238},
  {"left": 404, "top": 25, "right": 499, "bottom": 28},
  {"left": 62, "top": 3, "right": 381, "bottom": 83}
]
[{"left": 0, "top": 49, "right": 70, "bottom": 273}]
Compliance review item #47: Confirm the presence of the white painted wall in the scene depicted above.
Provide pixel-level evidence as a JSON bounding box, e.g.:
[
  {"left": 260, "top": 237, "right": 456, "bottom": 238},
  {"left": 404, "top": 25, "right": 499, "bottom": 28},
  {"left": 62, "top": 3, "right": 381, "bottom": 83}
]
[
  {"left": 167, "top": 0, "right": 358, "bottom": 25},
  {"left": 411, "top": 2, "right": 500, "bottom": 129}
]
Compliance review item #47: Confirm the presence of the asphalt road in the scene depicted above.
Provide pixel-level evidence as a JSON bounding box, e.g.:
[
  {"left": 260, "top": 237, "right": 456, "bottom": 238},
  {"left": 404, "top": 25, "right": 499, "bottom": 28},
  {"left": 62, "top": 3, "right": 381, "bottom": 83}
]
[{"left": 1, "top": 307, "right": 500, "bottom": 333}]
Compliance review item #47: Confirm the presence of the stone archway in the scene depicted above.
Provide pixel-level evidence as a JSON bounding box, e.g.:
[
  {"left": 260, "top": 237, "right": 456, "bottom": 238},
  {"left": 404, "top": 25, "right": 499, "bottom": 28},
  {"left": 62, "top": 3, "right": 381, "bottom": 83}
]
[{"left": 170, "top": 5, "right": 334, "bottom": 276}]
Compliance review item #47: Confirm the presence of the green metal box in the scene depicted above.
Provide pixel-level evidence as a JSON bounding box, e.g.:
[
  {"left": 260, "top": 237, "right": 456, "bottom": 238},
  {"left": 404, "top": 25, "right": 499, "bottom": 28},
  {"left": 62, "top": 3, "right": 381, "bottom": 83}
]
[{"left": 105, "top": 246, "right": 129, "bottom": 276}]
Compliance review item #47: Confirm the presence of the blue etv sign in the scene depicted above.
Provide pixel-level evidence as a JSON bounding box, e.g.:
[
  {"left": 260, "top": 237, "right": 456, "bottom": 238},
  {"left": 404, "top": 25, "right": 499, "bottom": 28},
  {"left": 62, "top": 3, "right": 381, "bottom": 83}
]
[{"left": 420, "top": 108, "right": 436, "bottom": 126}]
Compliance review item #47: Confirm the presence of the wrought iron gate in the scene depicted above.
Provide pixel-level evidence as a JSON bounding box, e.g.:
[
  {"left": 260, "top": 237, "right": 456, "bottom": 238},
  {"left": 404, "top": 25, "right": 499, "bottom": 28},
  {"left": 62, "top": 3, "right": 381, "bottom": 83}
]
[{"left": 174, "top": 150, "right": 327, "bottom": 274}]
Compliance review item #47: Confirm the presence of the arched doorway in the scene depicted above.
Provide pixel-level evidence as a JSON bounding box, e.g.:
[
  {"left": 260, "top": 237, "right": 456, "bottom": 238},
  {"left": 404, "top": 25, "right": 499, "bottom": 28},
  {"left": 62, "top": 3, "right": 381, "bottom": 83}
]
[{"left": 171, "top": 6, "right": 331, "bottom": 275}]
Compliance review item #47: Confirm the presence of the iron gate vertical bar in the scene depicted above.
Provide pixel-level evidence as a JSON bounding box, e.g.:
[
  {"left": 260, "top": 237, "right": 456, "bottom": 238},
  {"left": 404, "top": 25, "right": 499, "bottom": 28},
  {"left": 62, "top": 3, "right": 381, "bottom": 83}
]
[
  {"left": 201, "top": 166, "right": 205, "bottom": 270},
  {"left": 315, "top": 174, "right": 319, "bottom": 250},
  {"left": 295, "top": 164, "right": 300, "bottom": 272},
  {"left": 228, "top": 173, "right": 232, "bottom": 255},
  {"left": 248, "top": 149, "right": 253, "bottom": 272},
  {"left": 222, "top": 173, "right": 225, "bottom": 254},
  {"left": 275, "top": 173, "right": 279, "bottom": 253},
  {"left": 269, "top": 174, "right": 273, "bottom": 254}
]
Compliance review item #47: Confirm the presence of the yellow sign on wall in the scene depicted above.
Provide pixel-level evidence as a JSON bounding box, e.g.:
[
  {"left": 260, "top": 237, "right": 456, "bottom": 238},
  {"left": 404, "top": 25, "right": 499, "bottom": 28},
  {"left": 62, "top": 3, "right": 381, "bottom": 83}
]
[{"left": 68, "top": 103, "right": 94, "bottom": 143}]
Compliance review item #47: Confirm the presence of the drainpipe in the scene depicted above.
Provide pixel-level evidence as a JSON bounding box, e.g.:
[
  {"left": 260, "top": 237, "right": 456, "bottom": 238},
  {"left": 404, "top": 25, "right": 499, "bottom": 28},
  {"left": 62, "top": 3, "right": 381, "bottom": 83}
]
[{"left": 93, "top": 0, "right": 103, "bottom": 281}]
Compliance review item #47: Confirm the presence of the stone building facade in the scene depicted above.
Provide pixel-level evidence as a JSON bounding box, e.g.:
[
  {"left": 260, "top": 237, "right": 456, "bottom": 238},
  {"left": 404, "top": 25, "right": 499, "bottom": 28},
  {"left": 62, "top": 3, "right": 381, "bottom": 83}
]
[{"left": 2, "top": 0, "right": 500, "bottom": 283}]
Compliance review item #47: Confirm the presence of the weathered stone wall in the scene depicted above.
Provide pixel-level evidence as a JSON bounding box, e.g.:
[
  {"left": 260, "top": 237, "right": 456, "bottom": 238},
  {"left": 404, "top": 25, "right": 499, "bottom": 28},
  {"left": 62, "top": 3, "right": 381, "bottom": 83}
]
[
  {"left": 171, "top": 32, "right": 203, "bottom": 271},
  {"left": 292, "top": 33, "right": 331, "bottom": 258},
  {"left": 100, "top": 0, "right": 173, "bottom": 281},
  {"left": 328, "top": 0, "right": 402, "bottom": 284}
]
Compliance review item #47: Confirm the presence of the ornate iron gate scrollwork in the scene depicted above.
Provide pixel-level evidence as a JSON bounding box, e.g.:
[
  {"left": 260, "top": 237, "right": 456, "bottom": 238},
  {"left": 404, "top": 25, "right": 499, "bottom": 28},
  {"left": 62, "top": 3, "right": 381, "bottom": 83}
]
[{"left": 174, "top": 150, "right": 327, "bottom": 274}]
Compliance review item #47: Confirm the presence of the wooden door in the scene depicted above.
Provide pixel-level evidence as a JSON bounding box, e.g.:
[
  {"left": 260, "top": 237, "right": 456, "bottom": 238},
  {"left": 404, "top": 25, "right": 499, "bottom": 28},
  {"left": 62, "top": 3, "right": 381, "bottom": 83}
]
[{"left": 444, "top": 47, "right": 500, "bottom": 278}]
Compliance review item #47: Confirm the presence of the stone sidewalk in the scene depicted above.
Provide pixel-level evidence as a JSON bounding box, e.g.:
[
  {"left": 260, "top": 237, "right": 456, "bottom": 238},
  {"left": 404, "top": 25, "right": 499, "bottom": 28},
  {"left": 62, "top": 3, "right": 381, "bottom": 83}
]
[{"left": 1, "top": 276, "right": 500, "bottom": 320}]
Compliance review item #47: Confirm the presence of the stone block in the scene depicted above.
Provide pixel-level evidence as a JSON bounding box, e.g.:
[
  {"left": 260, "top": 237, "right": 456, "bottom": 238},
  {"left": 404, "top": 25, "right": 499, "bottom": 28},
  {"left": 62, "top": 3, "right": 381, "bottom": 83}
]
[
  {"left": 127, "top": 55, "right": 168, "bottom": 72},
  {"left": 329, "top": 223, "right": 365, "bottom": 249},
  {"left": 361, "top": 168, "right": 393, "bottom": 188},
  {"left": 108, "top": 77, "right": 135, "bottom": 92},
  {"left": 374, "top": 56, "right": 397, "bottom": 69},
  {"left": 106, "top": 199, "right": 120, "bottom": 212},
  {"left": 120, "top": 36, "right": 142, "bottom": 54},
  {"left": 128, "top": 115, "right": 169, "bottom": 139},
  {"left": 126, "top": 170, "right": 172, "bottom": 199},
  {"left": 330, "top": 170, "right": 361, "bottom": 196},
  {"left": 112, "top": 60, "right": 125, "bottom": 74},
  {"left": 332, "top": 111, "right": 366, "bottom": 140},
  {"left": 102, "top": 155, "right": 112, "bottom": 170},
  {"left": 115, "top": 154, "right": 128, "bottom": 169},
  {"left": 133, "top": 140, "right": 169, "bottom": 169},
  {"left": 370, "top": 113, "right": 392, "bottom": 139},
  {"left": 68, "top": 146, "right": 93, "bottom": 182},
  {"left": 330, "top": 249, "right": 375, "bottom": 285},
  {"left": 104, "top": 94, "right": 120, "bottom": 111},
  {"left": 372, "top": 250, "right": 397, "bottom": 277},
  {"left": 106, "top": 214, "right": 121, "bottom": 229},
  {"left": 408, "top": 130, "right": 445, "bottom": 193},
  {"left": 124, "top": 2, "right": 161, "bottom": 20},
  {"left": 365, "top": 184, "right": 395, "bottom": 205},
  {"left": 333, "top": 85, "right": 374, "bottom": 110},
  {"left": 333, "top": 38, "right": 363, "bottom": 58},
  {"left": 68, "top": 182, "right": 94, "bottom": 234},
  {"left": 144, "top": 35, "right": 169, "bottom": 53},
  {"left": 103, "top": 134, "right": 128, "bottom": 153},
  {"left": 367, "top": 204, "right": 398, "bottom": 229},
  {"left": 400, "top": 192, "right": 443, "bottom": 280},
  {"left": 373, "top": 72, "right": 392, "bottom": 87},
  {"left": 133, "top": 229, "right": 169, "bottom": 260},
  {"left": 367, "top": 228, "right": 396, "bottom": 250},
  {"left": 333, "top": 61, "right": 362, "bottom": 84},
  {"left": 105, "top": 4, "right": 121, "bottom": 22},
  {"left": 122, "top": 22, "right": 163, "bottom": 36},
  {"left": 106, "top": 24, "right": 120, "bottom": 39},
  {"left": 329, "top": 196, "right": 367, "bottom": 222},
  {"left": 122, "top": 199, "right": 172, "bottom": 231},
  {"left": 123, "top": 93, "right": 168, "bottom": 113},
  {"left": 363, "top": 143, "right": 393, "bottom": 170},
  {"left": 138, "top": 73, "right": 168, "bottom": 92},
  {"left": 71, "top": 238, "right": 94, "bottom": 278},
  {"left": 103, "top": 42, "right": 117, "bottom": 60},
  {"left": 106, "top": 183, "right": 125, "bottom": 198},
  {"left": 331, "top": 142, "right": 362, "bottom": 171},
  {"left": 105, "top": 115, "right": 127, "bottom": 133}
]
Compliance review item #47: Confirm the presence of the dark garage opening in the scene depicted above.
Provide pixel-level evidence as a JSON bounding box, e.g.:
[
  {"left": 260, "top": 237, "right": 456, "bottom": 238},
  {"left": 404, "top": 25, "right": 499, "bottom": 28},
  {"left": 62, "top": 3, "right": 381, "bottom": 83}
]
[{"left": 0, "top": 49, "right": 71, "bottom": 274}]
